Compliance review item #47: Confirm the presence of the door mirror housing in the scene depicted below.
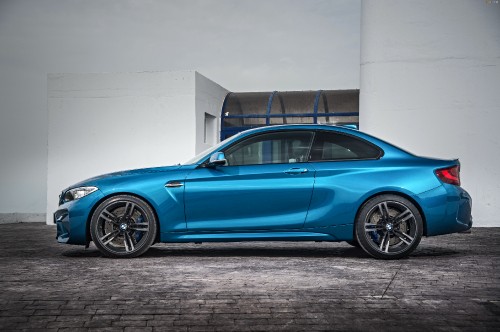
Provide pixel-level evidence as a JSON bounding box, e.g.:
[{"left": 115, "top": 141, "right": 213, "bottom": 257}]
[{"left": 207, "top": 152, "right": 227, "bottom": 167}]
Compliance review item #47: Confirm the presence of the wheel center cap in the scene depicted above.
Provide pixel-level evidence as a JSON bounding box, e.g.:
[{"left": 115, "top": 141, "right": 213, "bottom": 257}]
[
  {"left": 119, "top": 223, "right": 128, "bottom": 231},
  {"left": 385, "top": 223, "right": 393, "bottom": 231}
]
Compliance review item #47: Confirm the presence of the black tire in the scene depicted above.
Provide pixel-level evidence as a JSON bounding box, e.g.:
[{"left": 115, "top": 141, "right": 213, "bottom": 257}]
[
  {"left": 355, "top": 194, "right": 423, "bottom": 259},
  {"left": 90, "top": 195, "right": 157, "bottom": 258}
]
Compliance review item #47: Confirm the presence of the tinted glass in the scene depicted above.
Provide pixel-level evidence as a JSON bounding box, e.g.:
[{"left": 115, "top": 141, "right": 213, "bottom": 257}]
[
  {"left": 310, "top": 131, "right": 381, "bottom": 161},
  {"left": 225, "top": 131, "right": 314, "bottom": 166}
]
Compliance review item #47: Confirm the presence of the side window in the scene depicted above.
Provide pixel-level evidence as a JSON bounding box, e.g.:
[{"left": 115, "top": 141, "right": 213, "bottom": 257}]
[
  {"left": 225, "top": 131, "right": 314, "bottom": 166},
  {"left": 310, "top": 131, "right": 381, "bottom": 161}
]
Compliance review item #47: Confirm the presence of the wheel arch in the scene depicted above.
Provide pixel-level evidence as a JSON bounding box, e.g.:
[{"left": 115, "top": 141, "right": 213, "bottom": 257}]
[
  {"left": 85, "top": 192, "right": 161, "bottom": 245},
  {"left": 353, "top": 190, "right": 428, "bottom": 237}
]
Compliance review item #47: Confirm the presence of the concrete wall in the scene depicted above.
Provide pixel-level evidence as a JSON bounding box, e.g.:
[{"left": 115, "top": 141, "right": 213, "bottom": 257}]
[
  {"left": 46, "top": 71, "right": 226, "bottom": 224},
  {"left": 194, "top": 73, "right": 229, "bottom": 154},
  {"left": 360, "top": 0, "right": 500, "bottom": 226}
]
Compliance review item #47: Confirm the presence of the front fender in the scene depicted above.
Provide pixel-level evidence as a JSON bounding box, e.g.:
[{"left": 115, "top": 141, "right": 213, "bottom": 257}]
[{"left": 98, "top": 177, "right": 187, "bottom": 233}]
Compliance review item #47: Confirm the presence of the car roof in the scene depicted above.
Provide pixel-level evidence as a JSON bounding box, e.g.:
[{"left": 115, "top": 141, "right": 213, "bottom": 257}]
[
  {"left": 239, "top": 124, "right": 356, "bottom": 134},
  {"left": 236, "top": 124, "right": 367, "bottom": 141}
]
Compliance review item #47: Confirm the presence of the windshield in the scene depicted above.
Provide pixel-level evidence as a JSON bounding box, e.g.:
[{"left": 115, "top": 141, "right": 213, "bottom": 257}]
[{"left": 182, "top": 133, "right": 242, "bottom": 165}]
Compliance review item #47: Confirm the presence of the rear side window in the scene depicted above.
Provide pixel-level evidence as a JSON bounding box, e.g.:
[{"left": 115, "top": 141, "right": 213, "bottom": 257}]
[{"left": 309, "top": 131, "right": 381, "bottom": 161}]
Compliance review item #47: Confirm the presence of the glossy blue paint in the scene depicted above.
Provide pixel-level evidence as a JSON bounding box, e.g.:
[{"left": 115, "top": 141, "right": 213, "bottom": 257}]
[
  {"left": 55, "top": 124, "right": 472, "bottom": 249},
  {"left": 55, "top": 189, "right": 105, "bottom": 245},
  {"left": 160, "top": 227, "right": 352, "bottom": 243},
  {"left": 184, "top": 163, "right": 315, "bottom": 231}
]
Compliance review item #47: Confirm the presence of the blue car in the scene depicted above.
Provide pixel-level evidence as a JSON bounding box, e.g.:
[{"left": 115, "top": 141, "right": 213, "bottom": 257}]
[{"left": 55, "top": 124, "right": 472, "bottom": 259}]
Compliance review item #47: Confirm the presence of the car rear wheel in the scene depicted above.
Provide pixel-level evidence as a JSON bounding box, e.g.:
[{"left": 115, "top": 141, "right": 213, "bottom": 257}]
[
  {"left": 90, "top": 195, "right": 157, "bottom": 258},
  {"left": 355, "top": 194, "right": 423, "bottom": 259}
]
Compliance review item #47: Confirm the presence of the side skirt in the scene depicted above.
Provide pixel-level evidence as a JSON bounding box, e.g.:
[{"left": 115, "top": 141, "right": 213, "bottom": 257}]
[{"left": 159, "top": 224, "right": 354, "bottom": 243}]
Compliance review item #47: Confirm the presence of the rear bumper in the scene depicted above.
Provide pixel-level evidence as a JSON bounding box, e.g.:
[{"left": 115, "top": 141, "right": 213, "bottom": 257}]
[
  {"left": 455, "top": 188, "right": 473, "bottom": 230},
  {"left": 54, "top": 190, "right": 104, "bottom": 245},
  {"left": 419, "top": 184, "right": 472, "bottom": 236}
]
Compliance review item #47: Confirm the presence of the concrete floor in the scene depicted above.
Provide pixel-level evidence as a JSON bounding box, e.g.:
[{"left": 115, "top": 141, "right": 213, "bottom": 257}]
[{"left": 0, "top": 223, "right": 499, "bottom": 331}]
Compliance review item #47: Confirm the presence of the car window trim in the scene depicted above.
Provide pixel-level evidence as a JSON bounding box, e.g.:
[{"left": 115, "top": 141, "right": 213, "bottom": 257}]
[{"left": 197, "top": 128, "right": 384, "bottom": 168}]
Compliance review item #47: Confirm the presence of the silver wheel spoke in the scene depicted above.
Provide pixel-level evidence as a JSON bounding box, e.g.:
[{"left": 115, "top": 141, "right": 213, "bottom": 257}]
[
  {"left": 365, "top": 223, "right": 382, "bottom": 232},
  {"left": 379, "top": 232, "right": 388, "bottom": 252},
  {"left": 128, "top": 223, "right": 149, "bottom": 232},
  {"left": 394, "top": 230, "right": 414, "bottom": 245},
  {"left": 394, "top": 209, "right": 413, "bottom": 225},
  {"left": 123, "top": 234, "right": 130, "bottom": 252},
  {"left": 385, "top": 234, "right": 391, "bottom": 252},
  {"left": 124, "top": 202, "right": 136, "bottom": 218},
  {"left": 378, "top": 202, "right": 390, "bottom": 220},
  {"left": 100, "top": 209, "right": 118, "bottom": 224},
  {"left": 100, "top": 230, "right": 120, "bottom": 245},
  {"left": 123, "top": 232, "right": 135, "bottom": 252}
]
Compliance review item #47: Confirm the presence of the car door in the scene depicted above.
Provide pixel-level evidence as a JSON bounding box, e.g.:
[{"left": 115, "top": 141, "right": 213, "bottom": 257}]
[
  {"left": 304, "top": 130, "right": 383, "bottom": 228},
  {"left": 184, "top": 131, "right": 316, "bottom": 231}
]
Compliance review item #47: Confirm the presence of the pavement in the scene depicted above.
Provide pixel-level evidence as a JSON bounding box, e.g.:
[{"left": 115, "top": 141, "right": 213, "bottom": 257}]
[{"left": 0, "top": 223, "right": 499, "bottom": 332}]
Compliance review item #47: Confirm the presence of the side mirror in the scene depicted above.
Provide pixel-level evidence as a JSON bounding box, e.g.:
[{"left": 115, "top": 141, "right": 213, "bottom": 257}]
[{"left": 207, "top": 152, "right": 227, "bottom": 167}]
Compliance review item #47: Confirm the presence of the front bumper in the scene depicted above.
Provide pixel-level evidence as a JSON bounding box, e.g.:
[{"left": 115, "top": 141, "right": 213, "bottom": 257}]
[{"left": 54, "top": 189, "right": 105, "bottom": 245}]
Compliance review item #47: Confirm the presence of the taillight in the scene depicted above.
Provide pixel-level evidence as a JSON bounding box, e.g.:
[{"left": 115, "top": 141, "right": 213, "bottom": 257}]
[{"left": 435, "top": 165, "right": 460, "bottom": 186}]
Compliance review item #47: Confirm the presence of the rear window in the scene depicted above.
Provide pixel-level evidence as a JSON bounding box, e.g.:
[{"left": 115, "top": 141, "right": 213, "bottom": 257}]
[{"left": 309, "top": 131, "right": 381, "bottom": 161}]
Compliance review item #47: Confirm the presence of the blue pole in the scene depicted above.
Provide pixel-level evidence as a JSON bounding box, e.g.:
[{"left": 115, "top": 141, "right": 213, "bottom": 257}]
[{"left": 265, "top": 91, "right": 277, "bottom": 125}]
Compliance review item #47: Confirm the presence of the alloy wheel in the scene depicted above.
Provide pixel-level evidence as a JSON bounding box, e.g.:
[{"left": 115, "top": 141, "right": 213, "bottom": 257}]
[
  {"left": 356, "top": 195, "right": 423, "bottom": 259},
  {"left": 91, "top": 195, "right": 157, "bottom": 258}
]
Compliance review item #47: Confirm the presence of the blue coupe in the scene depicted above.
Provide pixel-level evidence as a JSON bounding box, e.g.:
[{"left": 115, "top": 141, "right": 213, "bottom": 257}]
[{"left": 55, "top": 124, "right": 472, "bottom": 259}]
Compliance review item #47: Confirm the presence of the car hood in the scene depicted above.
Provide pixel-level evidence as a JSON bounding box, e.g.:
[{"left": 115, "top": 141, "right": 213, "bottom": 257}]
[{"left": 66, "top": 165, "right": 183, "bottom": 190}]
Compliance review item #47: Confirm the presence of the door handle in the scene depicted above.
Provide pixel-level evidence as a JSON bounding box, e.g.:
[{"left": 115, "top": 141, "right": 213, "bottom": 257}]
[
  {"left": 284, "top": 168, "right": 308, "bottom": 175},
  {"left": 165, "top": 181, "right": 184, "bottom": 188}
]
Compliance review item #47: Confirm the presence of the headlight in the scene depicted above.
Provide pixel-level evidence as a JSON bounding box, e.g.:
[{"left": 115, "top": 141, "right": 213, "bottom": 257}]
[{"left": 63, "top": 186, "right": 98, "bottom": 203}]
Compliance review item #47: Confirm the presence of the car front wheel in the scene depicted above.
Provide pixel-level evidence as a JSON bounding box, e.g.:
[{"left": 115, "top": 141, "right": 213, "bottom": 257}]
[
  {"left": 355, "top": 194, "right": 423, "bottom": 259},
  {"left": 90, "top": 195, "right": 157, "bottom": 258}
]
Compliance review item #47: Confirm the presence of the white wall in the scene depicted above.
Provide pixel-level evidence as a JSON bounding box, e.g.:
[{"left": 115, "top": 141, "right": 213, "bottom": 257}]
[
  {"left": 195, "top": 73, "right": 229, "bottom": 154},
  {"left": 360, "top": 0, "right": 500, "bottom": 226},
  {"left": 46, "top": 71, "right": 210, "bottom": 224}
]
